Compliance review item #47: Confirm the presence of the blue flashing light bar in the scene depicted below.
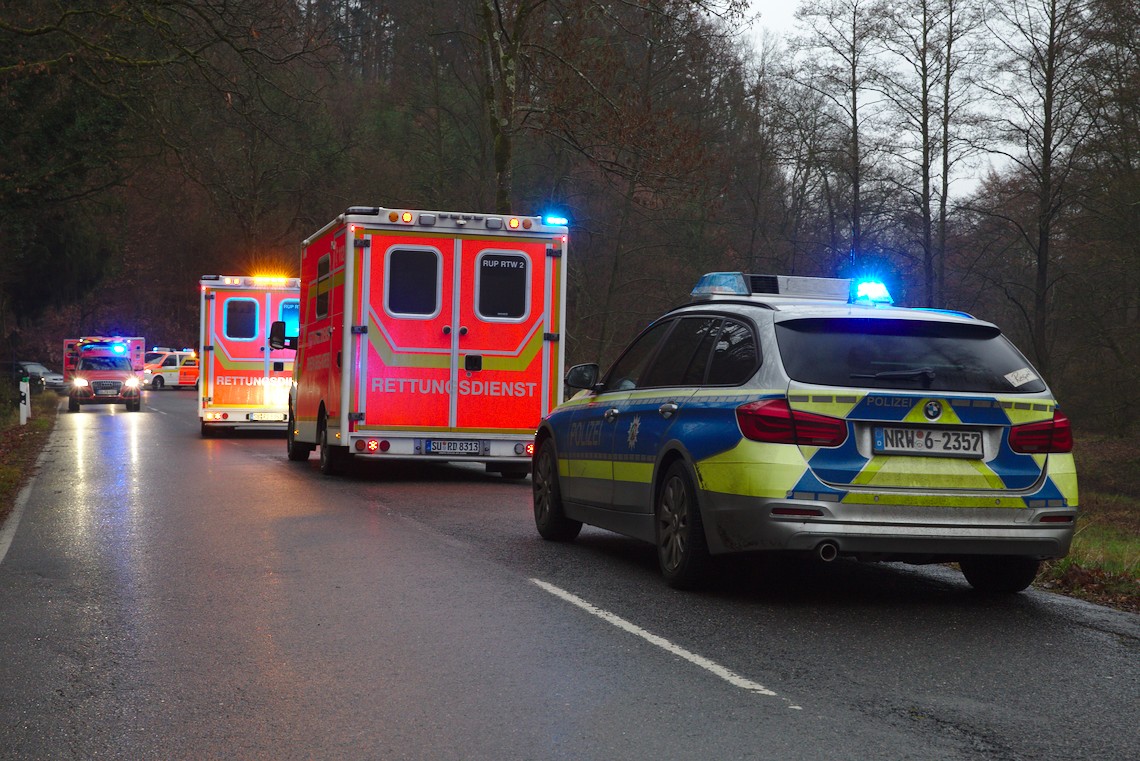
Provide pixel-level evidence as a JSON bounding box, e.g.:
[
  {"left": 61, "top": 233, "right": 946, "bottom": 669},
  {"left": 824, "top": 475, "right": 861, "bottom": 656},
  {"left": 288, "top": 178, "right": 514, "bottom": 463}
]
[
  {"left": 691, "top": 272, "right": 750, "bottom": 297},
  {"left": 854, "top": 280, "right": 893, "bottom": 305},
  {"left": 543, "top": 214, "right": 569, "bottom": 227}
]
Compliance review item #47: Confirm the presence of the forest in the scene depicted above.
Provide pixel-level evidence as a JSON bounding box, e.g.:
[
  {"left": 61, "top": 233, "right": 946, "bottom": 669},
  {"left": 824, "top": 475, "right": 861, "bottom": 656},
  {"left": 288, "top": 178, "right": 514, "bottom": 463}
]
[{"left": 1, "top": 0, "right": 1136, "bottom": 435}]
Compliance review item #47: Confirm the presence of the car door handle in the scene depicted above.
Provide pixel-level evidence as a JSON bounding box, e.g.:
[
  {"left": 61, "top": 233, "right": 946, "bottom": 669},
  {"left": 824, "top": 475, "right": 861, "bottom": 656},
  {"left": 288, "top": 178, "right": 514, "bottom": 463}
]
[
  {"left": 604, "top": 408, "right": 620, "bottom": 423},
  {"left": 658, "top": 402, "right": 678, "bottom": 419}
]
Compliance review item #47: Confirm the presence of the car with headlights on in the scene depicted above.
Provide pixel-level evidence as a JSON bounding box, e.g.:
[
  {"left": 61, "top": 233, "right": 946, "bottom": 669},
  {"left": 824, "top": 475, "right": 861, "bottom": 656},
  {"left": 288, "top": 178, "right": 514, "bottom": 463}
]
[
  {"left": 68, "top": 354, "right": 142, "bottom": 412},
  {"left": 532, "top": 273, "right": 1077, "bottom": 593}
]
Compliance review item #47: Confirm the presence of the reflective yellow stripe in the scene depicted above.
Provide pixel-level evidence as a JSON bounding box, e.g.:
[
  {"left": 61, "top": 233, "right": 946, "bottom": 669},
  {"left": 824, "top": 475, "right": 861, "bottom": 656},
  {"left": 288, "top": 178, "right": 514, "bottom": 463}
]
[
  {"left": 695, "top": 440, "right": 806, "bottom": 498},
  {"left": 562, "top": 459, "right": 610, "bottom": 480},
  {"left": 613, "top": 460, "right": 653, "bottom": 484},
  {"left": 852, "top": 455, "right": 1005, "bottom": 490}
]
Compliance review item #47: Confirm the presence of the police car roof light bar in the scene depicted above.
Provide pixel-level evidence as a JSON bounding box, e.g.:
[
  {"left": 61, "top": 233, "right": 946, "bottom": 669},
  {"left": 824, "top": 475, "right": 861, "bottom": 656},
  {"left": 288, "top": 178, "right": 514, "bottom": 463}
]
[{"left": 691, "top": 272, "right": 853, "bottom": 302}]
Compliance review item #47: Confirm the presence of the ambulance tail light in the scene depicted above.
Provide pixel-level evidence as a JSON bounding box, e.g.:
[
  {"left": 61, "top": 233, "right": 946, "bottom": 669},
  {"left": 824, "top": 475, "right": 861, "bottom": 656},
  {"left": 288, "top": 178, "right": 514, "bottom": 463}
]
[
  {"left": 204, "top": 412, "right": 230, "bottom": 421},
  {"left": 1008, "top": 410, "right": 1073, "bottom": 454},
  {"left": 736, "top": 399, "right": 847, "bottom": 447},
  {"left": 515, "top": 442, "right": 534, "bottom": 456},
  {"left": 355, "top": 439, "right": 389, "bottom": 453}
]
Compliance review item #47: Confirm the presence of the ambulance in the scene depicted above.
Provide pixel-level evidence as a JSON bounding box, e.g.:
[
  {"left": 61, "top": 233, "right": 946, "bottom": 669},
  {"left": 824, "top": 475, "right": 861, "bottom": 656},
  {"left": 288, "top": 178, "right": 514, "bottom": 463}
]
[
  {"left": 271, "top": 205, "right": 568, "bottom": 477},
  {"left": 64, "top": 336, "right": 146, "bottom": 380},
  {"left": 142, "top": 348, "right": 199, "bottom": 389},
  {"left": 198, "top": 275, "right": 300, "bottom": 436}
]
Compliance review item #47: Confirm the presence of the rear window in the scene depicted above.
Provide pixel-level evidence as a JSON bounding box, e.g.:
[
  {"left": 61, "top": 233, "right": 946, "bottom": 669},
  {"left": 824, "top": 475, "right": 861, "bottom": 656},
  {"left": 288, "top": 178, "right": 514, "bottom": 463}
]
[
  {"left": 476, "top": 252, "right": 529, "bottom": 320},
  {"left": 387, "top": 248, "right": 440, "bottom": 317},
  {"left": 774, "top": 318, "right": 1047, "bottom": 393},
  {"left": 224, "top": 298, "right": 259, "bottom": 340}
]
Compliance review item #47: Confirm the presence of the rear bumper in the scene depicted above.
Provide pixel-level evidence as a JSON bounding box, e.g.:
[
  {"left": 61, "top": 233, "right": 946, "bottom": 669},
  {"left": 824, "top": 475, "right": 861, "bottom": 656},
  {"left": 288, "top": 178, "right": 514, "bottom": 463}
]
[
  {"left": 201, "top": 409, "right": 288, "bottom": 429},
  {"left": 342, "top": 431, "right": 534, "bottom": 464},
  {"left": 700, "top": 492, "right": 1076, "bottom": 560}
]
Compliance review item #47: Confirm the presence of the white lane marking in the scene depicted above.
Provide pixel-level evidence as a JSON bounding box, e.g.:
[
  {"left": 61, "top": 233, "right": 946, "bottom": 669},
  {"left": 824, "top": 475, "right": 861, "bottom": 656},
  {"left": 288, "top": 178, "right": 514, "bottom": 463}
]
[{"left": 531, "top": 578, "right": 793, "bottom": 703}]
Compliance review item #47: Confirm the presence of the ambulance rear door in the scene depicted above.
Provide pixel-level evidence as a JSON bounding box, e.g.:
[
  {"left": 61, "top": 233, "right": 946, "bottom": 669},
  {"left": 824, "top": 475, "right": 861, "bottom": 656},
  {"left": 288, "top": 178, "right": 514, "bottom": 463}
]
[
  {"left": 355, "top": 230, "right": 558, "bottom": 436},
  {"left": 204, "top": 285, "right": 298, "bottom": 416}
]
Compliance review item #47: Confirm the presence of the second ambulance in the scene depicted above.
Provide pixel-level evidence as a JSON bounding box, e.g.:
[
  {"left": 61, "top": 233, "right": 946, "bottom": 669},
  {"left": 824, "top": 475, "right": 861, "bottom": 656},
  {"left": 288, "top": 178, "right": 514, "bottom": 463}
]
[{"left": 198, "top": 275, "right": 300, "bottom": 436}]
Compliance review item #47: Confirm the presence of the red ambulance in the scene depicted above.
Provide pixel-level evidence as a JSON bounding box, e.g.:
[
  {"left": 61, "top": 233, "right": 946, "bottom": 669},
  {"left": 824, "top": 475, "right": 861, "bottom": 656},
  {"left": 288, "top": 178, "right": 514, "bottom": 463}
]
[
  {"left": 64, "top": 336, "right": 145, "bottom": 381},
  {"left": 272, "top": 206, "right": 568, "bottom": 477},
  {"left": 198, "top": 275, "right": 300, "bottom": 436}
]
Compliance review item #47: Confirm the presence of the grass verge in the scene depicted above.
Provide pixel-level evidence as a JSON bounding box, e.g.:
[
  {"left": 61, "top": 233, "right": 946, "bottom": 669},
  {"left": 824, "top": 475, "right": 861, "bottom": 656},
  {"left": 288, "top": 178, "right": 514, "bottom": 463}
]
[
  {"left": 0, "top": 392, "right": 60, "bottom": 526},
  {"left": 0, "top": 406, "right": 1136, "bottom": 612},
  {"left": 1038, "top": 434, "right": 1139, "bottom": 613}
]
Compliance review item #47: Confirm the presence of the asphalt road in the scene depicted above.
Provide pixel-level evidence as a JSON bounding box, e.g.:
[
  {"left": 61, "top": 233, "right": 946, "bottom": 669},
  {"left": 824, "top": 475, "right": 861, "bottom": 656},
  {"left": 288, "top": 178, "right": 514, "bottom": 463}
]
[{"left": 0, "top": 391, "right": 1136, "bottom": 760}]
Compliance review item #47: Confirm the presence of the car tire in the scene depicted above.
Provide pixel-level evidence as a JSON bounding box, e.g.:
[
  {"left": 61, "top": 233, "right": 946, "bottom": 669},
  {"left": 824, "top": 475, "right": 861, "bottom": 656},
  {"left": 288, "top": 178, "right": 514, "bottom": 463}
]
[
  {"left": 318, "top": 420, "right": 347, "bottom": 476},
  {"left": 959, "top": 556, "right": 1041, "bottom": 594},
  {"left": 68, "top": 396, "right": 80, "bottom": 412},
  {"left": 286, "top": 409, "right": 312, "bottom": 462},
  {"left": 533, "top": 440, "right": 582, "bottom": 541},
  {"left": 127, "top": 400, "right": 141, "bottom": 412},
  {"left": 655, "top": 461, "right": 711, "bottom": 590},
  {"left": 152, "top": 376, "right": 164, "bottom": 390}
]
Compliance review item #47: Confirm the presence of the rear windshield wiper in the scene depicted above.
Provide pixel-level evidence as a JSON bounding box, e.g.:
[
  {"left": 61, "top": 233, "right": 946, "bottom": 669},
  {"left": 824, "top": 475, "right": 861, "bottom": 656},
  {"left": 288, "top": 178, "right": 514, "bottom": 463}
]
[{"left": 850, "top": 367, "right": 937, "bottom": 382}]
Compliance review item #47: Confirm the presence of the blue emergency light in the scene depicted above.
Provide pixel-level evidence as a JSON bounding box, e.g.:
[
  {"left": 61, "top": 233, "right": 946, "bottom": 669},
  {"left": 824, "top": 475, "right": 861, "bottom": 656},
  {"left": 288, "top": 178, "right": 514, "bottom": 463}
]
[
  {"left": 691, "top": 272, "right": 750, "bottom": 297},
  {"left": 854, "top": 280, "right": 893, "bottom": 305},
  {"left": 543, "top": 214, "right": 569, "bottom": 227}
]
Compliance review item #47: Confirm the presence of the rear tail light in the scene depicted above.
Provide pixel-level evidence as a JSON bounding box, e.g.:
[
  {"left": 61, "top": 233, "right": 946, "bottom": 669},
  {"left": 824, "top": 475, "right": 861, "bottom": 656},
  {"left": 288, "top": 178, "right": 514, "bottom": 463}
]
[
  {"left": 1008, "top": 410, "right": 1073, "bottom": 453},
  {"left": 736, "top": 399, "right": 847, "bottom": 447}
]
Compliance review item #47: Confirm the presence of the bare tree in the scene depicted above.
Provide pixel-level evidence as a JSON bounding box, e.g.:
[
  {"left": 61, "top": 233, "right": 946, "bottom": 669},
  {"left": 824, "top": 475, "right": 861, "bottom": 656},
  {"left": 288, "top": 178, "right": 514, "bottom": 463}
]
[
  {"left": 789, "top": 0, "right": 889, "bottom": 271},
  {"left": 875, "top": 0, "right": 984, "bottom": 306},
  {"left": 972, "top": 0, "right": 1096, "bottom": 374}
]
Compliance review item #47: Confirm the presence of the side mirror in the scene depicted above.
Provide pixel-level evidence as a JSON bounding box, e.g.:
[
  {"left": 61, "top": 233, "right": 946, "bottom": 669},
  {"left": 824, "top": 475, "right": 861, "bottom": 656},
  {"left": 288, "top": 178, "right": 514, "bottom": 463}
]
[
  {"left": 269, "top": 320, "right": 297, "bottom": 351},
  {"left": 565, "top": 363, "right": 599, "bottom": 391}
]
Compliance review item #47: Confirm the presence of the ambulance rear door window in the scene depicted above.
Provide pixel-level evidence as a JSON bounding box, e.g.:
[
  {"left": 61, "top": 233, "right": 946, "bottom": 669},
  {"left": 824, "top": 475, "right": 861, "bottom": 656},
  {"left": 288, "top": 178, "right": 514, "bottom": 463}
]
[
  {"left": 476, "top": 252, "right": 529, "bottom": 320},
  {"left": 224, "top": 298, "right": 259, "bottom": 340},
  {"left": 280, "top": 299, "right": 300, "bottom": 336},
  {"left": 387, "top": 247, "right": 440, "bottom": 317}
]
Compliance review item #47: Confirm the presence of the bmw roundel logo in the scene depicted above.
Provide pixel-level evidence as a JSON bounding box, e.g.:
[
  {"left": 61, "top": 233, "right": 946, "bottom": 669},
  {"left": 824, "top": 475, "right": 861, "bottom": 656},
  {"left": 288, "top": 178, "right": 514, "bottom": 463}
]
[{"left": 924, "top": 400, "right": 943, "bottom": 421}]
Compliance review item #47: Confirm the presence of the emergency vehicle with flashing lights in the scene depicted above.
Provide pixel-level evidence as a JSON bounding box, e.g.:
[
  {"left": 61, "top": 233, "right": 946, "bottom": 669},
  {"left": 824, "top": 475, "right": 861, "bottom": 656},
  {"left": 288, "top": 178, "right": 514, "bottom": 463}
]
[
  {"left": 64, "top": 336, "right": 145, "bottom": 380},
  {"left": 198, "top": 275, "right": 300, "bottom": 436},
  {"left": 67, "top": 342, "right": 142, "bottom": 412},
  {"left": 270, "top": 206, "right": 568, "bottom": 477},
  {"left": 533, "top": 272, "right": 1078, "bottom": 593},
  {"left": 142, "top": 348, "right": 199, "bottom": 389}
]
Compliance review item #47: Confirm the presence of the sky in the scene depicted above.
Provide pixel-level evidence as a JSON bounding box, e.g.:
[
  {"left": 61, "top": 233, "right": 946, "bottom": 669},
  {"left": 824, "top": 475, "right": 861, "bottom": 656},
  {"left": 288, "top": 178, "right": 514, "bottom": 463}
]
[{"left": 749, "top": 0, "right": 800, "bottom": 40}]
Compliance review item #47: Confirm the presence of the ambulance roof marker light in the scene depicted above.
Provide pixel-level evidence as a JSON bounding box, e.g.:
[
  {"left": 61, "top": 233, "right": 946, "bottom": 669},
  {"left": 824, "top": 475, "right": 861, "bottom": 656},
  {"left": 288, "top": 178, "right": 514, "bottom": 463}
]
[
  {"left": 853, "top": 280, "right": 894, "bottom": 306},
  {"left": 401, "top": 211, "right": 414, "bottom": 223},
  {"left": 508, "top": 218, "right": 521, "bottom": 229}
]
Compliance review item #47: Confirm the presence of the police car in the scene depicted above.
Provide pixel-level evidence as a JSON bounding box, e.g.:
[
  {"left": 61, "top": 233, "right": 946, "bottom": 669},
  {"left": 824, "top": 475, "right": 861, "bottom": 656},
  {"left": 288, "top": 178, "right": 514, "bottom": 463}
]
[{"left": 532, "top": 273, "right": 1077, "bottom": 592}]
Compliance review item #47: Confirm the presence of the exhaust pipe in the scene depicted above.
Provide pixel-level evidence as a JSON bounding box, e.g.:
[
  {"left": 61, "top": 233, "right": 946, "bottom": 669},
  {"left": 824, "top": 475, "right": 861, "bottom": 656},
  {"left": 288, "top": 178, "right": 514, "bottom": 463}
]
[{"left": 816, "top": 541, "right": 839, "bottom": 562}]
